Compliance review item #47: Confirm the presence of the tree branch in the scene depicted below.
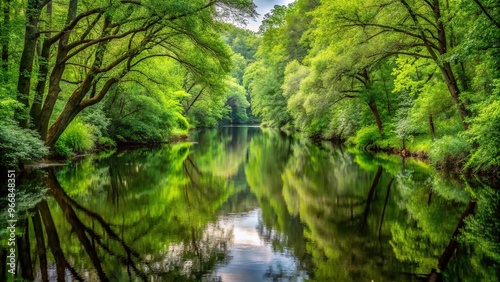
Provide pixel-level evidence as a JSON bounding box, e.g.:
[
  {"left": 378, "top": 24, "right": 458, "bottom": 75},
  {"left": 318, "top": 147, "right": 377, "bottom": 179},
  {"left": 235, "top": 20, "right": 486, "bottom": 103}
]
[
  {"left": 79, "top": 77, "right": 120, "bottom": 108},
  {"left": 61, "top": 78, "right": 83, "bottom": 85},
  {"left": 128, "top": 69, "right": 164, "bottom": 85},
  {"left": 472, "top": 0, "right": 500, "bottom": 29},
  {"left": 339, "top": 18, "right": 423, "bottom": 41},
  {"left": 46, "top": 7, "right": 104, "bottom": 46}
]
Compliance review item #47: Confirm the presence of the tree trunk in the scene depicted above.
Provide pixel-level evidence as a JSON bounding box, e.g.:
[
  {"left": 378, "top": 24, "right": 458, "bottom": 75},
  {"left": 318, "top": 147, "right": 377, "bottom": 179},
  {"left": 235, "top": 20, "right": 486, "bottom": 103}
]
[
  {"left": 368, "top": 101, "right": 383, "bottom": 133},
  {"left": 432, "top": 1, "right": 468, "bottom": 129},
  {"left": 184, "top": 86, "right": 206, "bottom": 114},
  {"left": 378, "top": 177, "right": 394, "bottom": 240},
  {"left": 36, "top": 0, "right": 78, "bottom": 138},
  {"left": 37, "top": 200, "right": 67, "bottom": 282},
  {"left": 16, "top": 0, "right": 42, "bottom": 126},
  {"left": 29, "top": 1, "right": 53, "bottom": 124},
  {"left": 46, "top": 170, "right": 110, "bottom": 281},
  {"left": 439, "top": 62, "right": 469, "bottom": 130},
  {"left": 45, "top": 76, "right": 119, "bottom": 148},
  {"left": 0, "top": 249, "right": 6, "bottom": 282},
  {"left": 437, "top": 200, "right": 476, "bottom": 270},
  {"left": 37, "top": 63, "right": 64, "bottom": 138},
  {"left": 401, "top": 0, "right": 469, "bottom": 130},
  {"left": 16, "top": 218, "right": 33, "bottom": 280},
  {"left": 1, "top": 0, "right": 11, "bottom": 75},
  {"left": 39, "top": 6, "right": 117, "bottom": 147},
  {"left": 429, "top": 114, "right": 435, "bottom": 140}
]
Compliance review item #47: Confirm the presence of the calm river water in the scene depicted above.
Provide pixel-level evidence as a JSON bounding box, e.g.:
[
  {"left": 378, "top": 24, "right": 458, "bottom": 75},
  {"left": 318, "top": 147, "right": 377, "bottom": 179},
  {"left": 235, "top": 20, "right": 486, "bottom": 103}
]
[{"left": 1, "top": 126, "right": 499, "bottom": 281}]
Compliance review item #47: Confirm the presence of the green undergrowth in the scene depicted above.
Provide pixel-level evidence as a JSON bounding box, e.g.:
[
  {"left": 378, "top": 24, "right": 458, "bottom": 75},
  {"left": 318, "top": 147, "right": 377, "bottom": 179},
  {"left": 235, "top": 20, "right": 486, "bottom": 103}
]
[
  {"left": 54, "top": 119, "right": 96, "bottom": 158},
  {"left": 429, "top": 135, "right": 471, "bottom": 170},
  {"left": 343, "top": 124, "right": 482, "bottom": 174},
  {"left": 346, "top": 125, "right": 432, "bottom": 155},
  {"left": 52, "top": 117, "right": 189, "bottom": 159}
]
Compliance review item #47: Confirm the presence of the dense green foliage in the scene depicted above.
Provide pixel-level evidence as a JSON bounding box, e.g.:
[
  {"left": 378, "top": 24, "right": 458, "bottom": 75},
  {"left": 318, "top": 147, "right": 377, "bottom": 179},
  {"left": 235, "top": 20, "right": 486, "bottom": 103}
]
[
  {"left": 0, "top": 0, "right": 257, "bottom": 162},
  {"left": 0, "top": 95, "right": 47, "bottom": 167},
  {"left": 3, "top": 0, "right": 497, "bottom": 173},
  {"left": 54, "top": 118, "right": 95, "bottom": 157},
  {"left": 2, "top": 0, "right": 499, "bottom": 279},
  {"left": 241, "top": 0, "right": 500, "bottom": 173}
]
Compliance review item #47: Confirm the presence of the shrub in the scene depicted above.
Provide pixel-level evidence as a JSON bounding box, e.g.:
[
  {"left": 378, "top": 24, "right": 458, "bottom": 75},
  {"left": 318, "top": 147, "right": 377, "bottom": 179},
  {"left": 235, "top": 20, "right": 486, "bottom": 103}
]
[
  {"left": 466, "top": 97, "right": 500, "bottom": 171},
  {"left": 349, "top": 125, "right": 382, "bottom": 150},
  {"left": 0, "top": 97, "right": 48, "bottom": 167},
  {"left": 0, "top": 122, "right": 48, "bottom": 167},
  {"left": 106, "top": 93, "right": 185, "bottom": 143},
  {"left": 429, "top": 135, "right": 471, "bottom": 169},
  {"left": 54, "top": 119, "right": 95, "bottom": 156},
  {"left": 53, "top": 141, "right": 72, "bottom": 158}
]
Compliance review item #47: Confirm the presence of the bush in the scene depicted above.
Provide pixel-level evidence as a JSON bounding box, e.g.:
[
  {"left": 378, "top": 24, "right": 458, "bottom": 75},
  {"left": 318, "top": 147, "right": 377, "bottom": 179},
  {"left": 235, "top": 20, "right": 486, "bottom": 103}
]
[
  {"left": 0, "top": 96, "right": 48, "bottom": 167},
  {"left": 348, "top": 125, "right": 382, "bottom": 150},
  {"left": 429, "top": 135, "right": 471, "bottom": 169},
  {"left": 53, "top": 141, "right": 71, "bottom": 158},
  {"left": 466, "top": 97, "right": 500, "bottom": 171},
  {"left": 0, "top": 122, "right": 48, "bottom": 167},
  {"left": 54, "top": 119, "right": 95, "bottom": 156},
  {"left": 106, "top": 93, "right": 186, "bottom": 143}
]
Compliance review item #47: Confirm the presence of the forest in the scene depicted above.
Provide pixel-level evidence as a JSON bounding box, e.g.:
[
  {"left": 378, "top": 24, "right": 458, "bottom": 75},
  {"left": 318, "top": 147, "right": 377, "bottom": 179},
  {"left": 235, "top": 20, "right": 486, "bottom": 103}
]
[
  {"left": 242, "top": 0, "right": 500, "bottom": 175},
  {"left": 0, "top": 0, "right": 499, "bottom": 175},
  {"left": 1, "top": 1, "right": 500, "bottom": 280}
]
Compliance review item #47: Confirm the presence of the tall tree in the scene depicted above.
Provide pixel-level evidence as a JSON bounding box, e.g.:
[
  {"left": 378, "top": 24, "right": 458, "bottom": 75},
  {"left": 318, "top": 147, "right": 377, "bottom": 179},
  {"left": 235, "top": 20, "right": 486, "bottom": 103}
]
[
  {"left": 0, "top": 0, "right": 11, "bottom": 75},
  {"left": 14, "top": 0, "right": 256, "bottom": 149},
  {"left": 309, "top": 0, "right": 470, "bottom": 129}
]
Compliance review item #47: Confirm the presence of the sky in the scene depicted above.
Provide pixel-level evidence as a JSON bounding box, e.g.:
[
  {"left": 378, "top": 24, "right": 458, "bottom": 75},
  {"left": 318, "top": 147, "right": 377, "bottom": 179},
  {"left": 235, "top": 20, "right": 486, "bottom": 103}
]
[{"left": 245, "top": 0, "right": 296, "bottom": 32}]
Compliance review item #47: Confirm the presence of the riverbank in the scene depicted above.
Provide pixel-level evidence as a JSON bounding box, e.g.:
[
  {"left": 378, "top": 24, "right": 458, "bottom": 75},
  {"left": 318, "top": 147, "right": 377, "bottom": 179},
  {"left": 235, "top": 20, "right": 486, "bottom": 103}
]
[
  {"left": 21, "top": 125, "right": 499, "bottom": 180},
  {"left": 277, "top": 125, "right": 500, "bottom": 178},
  {"left": 21, "top": 132, "right": 190, "bottom": 171}
]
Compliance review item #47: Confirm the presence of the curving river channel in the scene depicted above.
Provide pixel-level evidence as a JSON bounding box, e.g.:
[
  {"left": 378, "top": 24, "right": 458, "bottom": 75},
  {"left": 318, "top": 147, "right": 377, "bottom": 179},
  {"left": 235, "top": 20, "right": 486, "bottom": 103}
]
[{"left": 1, "top": 126, "right": 499, "bottom": 281}]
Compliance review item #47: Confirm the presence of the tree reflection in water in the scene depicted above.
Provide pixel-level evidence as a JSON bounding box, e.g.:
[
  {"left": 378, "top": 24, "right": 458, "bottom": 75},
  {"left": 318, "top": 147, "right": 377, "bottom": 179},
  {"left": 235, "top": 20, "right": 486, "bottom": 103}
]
[
  {"left": 3, "top": 142, "right": 236, "bottom": 281},
  {"left": 1, "top": 127, "right": 499, "bottom": 281}
]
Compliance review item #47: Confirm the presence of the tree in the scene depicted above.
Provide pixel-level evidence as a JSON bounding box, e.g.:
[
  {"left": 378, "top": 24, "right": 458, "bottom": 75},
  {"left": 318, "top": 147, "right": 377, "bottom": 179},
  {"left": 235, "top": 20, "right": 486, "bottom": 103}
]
[
  {"left": 13, "top": 0, "right": 256, "bottom": 150},
  {"left": 310, "top": 0, "right": 469, "bottom": 129},
  {"left": 243, "top": 5, "right": 292, "bottom": 128}
]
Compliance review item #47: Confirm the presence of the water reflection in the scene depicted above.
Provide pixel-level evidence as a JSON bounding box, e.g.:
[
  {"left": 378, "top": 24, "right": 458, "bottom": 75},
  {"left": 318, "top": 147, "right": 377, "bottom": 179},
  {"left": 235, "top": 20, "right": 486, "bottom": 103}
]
[
  {"left": 211, "top": 209, "right": 306, "bottom": 282},
  {"left": 1, "top": 127, "right": 499, "bottom": 281}
]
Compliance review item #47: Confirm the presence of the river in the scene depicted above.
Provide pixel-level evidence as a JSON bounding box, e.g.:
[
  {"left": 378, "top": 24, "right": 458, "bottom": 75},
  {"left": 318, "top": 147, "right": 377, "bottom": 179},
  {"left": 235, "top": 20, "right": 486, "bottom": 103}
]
[{"left": 1, "top": 126, "right": 499, "bottom": 281}]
